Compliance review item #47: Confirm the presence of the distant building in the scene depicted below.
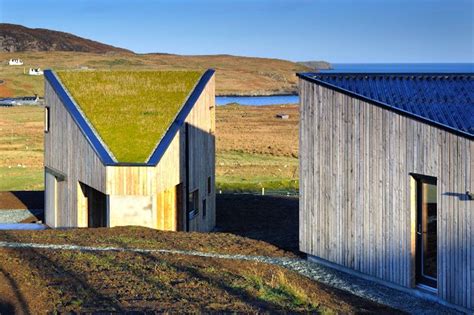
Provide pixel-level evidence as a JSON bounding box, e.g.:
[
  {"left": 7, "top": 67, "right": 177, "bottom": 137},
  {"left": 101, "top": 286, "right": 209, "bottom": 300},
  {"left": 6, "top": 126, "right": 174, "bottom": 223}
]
[
  {"left": 16, "top": 95, "right": 40, "bottom": 105},
  {"left": 298, "top": 73, "right": 473, "bottom": 311},
  {"left": 43, "top": 69, "right": 216, "bottom": 232},
  {"left": 9, "top": 58, "right": 23, "bottom": 65},
  {"left": 29, "top": 68, "right": 43, "bottom": 76}
]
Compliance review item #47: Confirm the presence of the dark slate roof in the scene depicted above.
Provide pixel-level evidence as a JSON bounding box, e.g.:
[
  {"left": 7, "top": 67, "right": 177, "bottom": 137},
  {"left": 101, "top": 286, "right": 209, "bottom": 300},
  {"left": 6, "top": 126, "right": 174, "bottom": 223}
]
[{"left": 297, "top": 73, "right": 474, "bottom": 139}]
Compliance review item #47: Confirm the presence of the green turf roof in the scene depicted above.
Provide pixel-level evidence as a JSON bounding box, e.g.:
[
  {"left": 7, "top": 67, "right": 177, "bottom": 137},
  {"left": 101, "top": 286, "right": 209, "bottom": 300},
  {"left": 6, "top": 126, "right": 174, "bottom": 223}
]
[{"left": 57, "top": 70, "right": 203, "bottom": 163}]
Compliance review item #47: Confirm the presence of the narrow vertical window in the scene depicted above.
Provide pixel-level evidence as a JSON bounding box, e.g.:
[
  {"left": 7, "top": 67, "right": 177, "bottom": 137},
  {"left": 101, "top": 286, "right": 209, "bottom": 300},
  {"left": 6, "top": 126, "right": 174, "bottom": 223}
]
[
  {"left": 202, "top": 199, "right": 207, "bottom": 218},
  {"left": 412, "top": 173, "right": 437, "bottom": 289},
  {"left": 207, "top": 176, "right": 212, "bottom": 195},
  {"left": 45, "top": 106, "right": 50, "bottom": 133},
  {"left": 187, "top": 189, "right": 199, "bottom": 219}
]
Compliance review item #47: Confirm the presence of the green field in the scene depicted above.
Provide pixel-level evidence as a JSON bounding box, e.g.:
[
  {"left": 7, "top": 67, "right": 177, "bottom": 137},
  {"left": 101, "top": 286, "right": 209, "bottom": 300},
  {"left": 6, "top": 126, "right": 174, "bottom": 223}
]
[
  {"left": 216, "top": 152, "right": 298, "bottom": 193},
  {"left": 0, "top": 105, "right": 299, "bottom": 192}
]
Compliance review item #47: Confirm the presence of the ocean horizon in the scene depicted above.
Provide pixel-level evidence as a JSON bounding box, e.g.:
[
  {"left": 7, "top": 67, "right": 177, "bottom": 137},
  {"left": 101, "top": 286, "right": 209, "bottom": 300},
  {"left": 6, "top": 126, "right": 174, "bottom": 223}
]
[{"left": 320, "top": 62, "right": 474, "bottom": 73}]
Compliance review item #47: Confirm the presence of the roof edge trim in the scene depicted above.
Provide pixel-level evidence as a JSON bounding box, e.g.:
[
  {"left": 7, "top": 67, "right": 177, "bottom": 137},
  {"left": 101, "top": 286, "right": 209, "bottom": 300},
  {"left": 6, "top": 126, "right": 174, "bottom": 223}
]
[
  {"left": 297, "top": 72, "right": 474, "bottom": 140},
  {"left": 44, "top": 70, "right": 117, "bottom": 165}
]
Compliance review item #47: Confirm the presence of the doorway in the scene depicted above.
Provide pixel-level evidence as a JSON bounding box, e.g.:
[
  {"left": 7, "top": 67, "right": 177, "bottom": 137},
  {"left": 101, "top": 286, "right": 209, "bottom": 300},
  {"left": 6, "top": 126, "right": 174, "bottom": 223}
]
[
  {"left": 78, "top": 182, "right": 107, "bottom": 228},
  {"left": 414, "top": 175, "right": 437, "bottom": 289}
]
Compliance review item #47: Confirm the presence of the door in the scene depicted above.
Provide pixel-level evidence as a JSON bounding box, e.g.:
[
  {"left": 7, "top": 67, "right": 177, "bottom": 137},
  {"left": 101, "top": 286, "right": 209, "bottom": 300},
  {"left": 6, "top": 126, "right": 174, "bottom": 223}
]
[
  {"left": 415, "top": 176, "right": 437, "bottom": 288},
  {"left": 45, "top": 171, "right": 58, "bottom": 227},
  {"left": 78, "top": 182, "right": 107, "bottom": 228}
]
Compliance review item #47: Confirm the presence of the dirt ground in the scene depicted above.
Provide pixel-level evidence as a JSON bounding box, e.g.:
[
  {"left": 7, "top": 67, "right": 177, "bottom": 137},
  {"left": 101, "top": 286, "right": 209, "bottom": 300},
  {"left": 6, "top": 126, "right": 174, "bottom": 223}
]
[
  {"left": 0, "top": 191, "right": 43, "bottom": 210},
  {"left": 0, "top": 194, "right": 403, "bottom": 313},
  {"left": 0, "top": 247, "right": 398, "bottom": 314}
]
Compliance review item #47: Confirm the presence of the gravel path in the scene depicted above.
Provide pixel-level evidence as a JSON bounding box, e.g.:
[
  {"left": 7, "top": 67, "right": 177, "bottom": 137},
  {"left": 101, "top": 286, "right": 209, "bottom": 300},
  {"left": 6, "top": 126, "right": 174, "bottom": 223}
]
[
  {"left": 0, "top": 241, "right": 463, "bottom": 314},
  {"left": 0, "top": 209, "right": 43, "bottom": 223}
]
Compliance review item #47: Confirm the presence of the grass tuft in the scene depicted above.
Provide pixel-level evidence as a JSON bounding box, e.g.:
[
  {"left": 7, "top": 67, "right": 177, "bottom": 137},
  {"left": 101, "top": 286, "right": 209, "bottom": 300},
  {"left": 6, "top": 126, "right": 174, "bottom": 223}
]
[{"left": 233, "top": 269, "right": 322, "bottom": 312}]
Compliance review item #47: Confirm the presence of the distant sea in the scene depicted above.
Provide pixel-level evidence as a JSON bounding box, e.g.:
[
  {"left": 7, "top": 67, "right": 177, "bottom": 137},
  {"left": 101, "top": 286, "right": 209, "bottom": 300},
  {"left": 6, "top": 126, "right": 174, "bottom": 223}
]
[
  {"left": 216, "top": 63, "right": 474, "bottom": 106},
  {"left": 320, "top": 63, "right": 474, "bottom": 73}
]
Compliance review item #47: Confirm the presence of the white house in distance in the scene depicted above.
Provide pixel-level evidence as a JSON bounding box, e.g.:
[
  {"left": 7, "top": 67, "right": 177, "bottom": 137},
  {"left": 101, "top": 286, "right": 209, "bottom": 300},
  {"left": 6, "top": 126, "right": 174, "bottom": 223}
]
[
  {"left": 9, "top": 58, "right": 23, "bottom": 65},
  {"left": 29, "top": 68, "right": 43, "bottom": 76}
]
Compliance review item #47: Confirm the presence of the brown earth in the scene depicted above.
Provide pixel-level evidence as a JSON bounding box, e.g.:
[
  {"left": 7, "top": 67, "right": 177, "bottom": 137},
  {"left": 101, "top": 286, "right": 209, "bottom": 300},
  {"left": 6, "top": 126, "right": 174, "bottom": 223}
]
[
  {"left": 0, "top": 246, "right": 399, "bottom": 314},
  {"left": 0, "top": 191, "right": 43, "bottom": 210},
  {"left": 216, "top": 104, "right": 299, "bottom": 158},
  {"left": 0, "top": 80, "right": 13, "bottom": 97},
  {"left": 0, "top": 193, "right": 401, "bottom": 313}
]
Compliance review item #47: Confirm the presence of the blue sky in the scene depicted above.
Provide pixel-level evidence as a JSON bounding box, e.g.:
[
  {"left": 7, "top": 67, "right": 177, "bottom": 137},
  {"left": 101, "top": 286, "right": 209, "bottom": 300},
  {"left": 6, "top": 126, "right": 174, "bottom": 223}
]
[{"left": 1, "top": 0, "right": 473, "bottom": 63}]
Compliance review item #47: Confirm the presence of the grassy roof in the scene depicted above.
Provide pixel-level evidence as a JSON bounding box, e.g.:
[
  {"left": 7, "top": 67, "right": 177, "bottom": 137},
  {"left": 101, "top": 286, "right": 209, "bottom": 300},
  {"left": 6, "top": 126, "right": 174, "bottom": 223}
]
[{"left": 57, "top": 70, "right": 203, "bottom": 163}]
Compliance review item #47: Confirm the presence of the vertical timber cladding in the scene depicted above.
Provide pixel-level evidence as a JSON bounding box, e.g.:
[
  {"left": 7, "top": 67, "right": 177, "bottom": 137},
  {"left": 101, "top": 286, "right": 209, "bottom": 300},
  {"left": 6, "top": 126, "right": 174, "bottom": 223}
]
[
  {"left": 44, "top": 79, "right": 107, "bottom": 228},
  {"left": 299, "top": 78, "right": 473, "bottom": 309},
  {"left": 104, "top": 74, "right": 216, "bottom": 232},
  {"left": 184, "top": 74, "right": 216, "bottom": 232}
]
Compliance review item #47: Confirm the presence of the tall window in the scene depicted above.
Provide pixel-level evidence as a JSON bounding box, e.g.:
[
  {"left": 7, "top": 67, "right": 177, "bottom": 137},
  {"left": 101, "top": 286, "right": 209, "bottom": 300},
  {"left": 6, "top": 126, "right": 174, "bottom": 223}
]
[
  {"left": 412, "top": 174, "right": 437, "bottom": 288},
  {"left": 188, "top": 189, "right": 199, "bottom": 219},
  {"left": 202, "top": 199, "right": 207, "bottom": 218},
  {"left": 44, "top": 106, "right": 50, "bottom": 133}
]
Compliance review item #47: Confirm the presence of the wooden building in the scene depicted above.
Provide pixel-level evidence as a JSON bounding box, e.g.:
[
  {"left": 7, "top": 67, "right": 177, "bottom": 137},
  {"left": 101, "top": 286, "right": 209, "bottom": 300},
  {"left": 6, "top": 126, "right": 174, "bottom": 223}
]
[
  {"left": 298, "top": 73, "right": 473, "bottom": 311},
  {"left": 44, "top": 69, "right": 216, "bottom": 232}
]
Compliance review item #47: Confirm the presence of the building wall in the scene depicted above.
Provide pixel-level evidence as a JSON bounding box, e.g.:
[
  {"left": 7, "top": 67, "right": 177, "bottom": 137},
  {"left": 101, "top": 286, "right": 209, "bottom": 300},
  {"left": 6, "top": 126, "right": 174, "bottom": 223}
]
[
  {"left": 185, "top": 74, "right": 216, "bottom": 232},
  {"left": 101, "top": 74, "right": 216, "bottom": 232},
  {"left": 299, "top": 79, "right": 473, "bottom": 309},
  {"left": 44, "top": 79, "right": 107, "bottom": 228},
  {"left": 45, "top": 73, "right": 216, "bottom": 232}
]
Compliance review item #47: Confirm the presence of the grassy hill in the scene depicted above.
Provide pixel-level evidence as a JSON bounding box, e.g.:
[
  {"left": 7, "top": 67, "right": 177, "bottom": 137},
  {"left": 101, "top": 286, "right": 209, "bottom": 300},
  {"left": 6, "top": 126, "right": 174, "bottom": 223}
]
[
  {"left": 0, "top": 51, "right": 310, "bottom": 97},
  {"left": 0, "top": 23, "right": 132, "bottom": 54}
]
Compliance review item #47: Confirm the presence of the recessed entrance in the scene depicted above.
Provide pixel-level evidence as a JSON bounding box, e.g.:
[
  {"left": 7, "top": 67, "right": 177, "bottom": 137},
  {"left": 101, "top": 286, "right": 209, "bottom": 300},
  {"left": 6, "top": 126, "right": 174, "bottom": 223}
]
[
  {"left": 414, "top": 175, "right": 437, "bottom": 289},
  {"left": 78, "top": 182, "right": 107, "bottom": 228}
]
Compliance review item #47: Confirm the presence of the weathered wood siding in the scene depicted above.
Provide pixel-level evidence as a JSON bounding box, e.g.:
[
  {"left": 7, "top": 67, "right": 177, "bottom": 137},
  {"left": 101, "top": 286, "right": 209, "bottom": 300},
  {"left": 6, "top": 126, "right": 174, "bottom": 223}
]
[
  {"left": 44, "top": 79, "right": 107, "bottom": 227},
  {"left": 45, "top": 73, "right": 215, "bottom": 232},
  {"left": 299, "top": 78, "right": 473, "bottom": 309},
  {"left": 104, "top": 74, "right": 216, "bottom": 232},
  {"left": 185, "top": 74, "right": 216, "bottom": 232}
]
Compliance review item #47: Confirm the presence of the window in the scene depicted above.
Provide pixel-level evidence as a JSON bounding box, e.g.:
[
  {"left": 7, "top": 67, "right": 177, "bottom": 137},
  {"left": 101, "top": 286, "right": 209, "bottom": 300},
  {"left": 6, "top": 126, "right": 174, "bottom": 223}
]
[
  {"left": 411, "top": 173, "right": 437, "bottom": 288},
  {"left": 188, "top": 189, "right": 199, "bottom": 219},
  {"left": 202, "top": 199, "right": 207, "bottom": 218},
  {"left": 44, "top": 106, "right": 50, "bottom": 133},
  {"left": 207, "top": 176, "right": 212, "bottom": 195}
]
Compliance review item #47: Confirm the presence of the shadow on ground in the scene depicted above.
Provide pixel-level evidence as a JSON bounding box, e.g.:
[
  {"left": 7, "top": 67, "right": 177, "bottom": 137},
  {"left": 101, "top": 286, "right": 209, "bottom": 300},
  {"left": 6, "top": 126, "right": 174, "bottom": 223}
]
[
  {"left": 216, "top": 194, "right": 299, "bottom": 255},
  {"left": 0, "top": 191, "right": 44, "bottom": 210}
]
